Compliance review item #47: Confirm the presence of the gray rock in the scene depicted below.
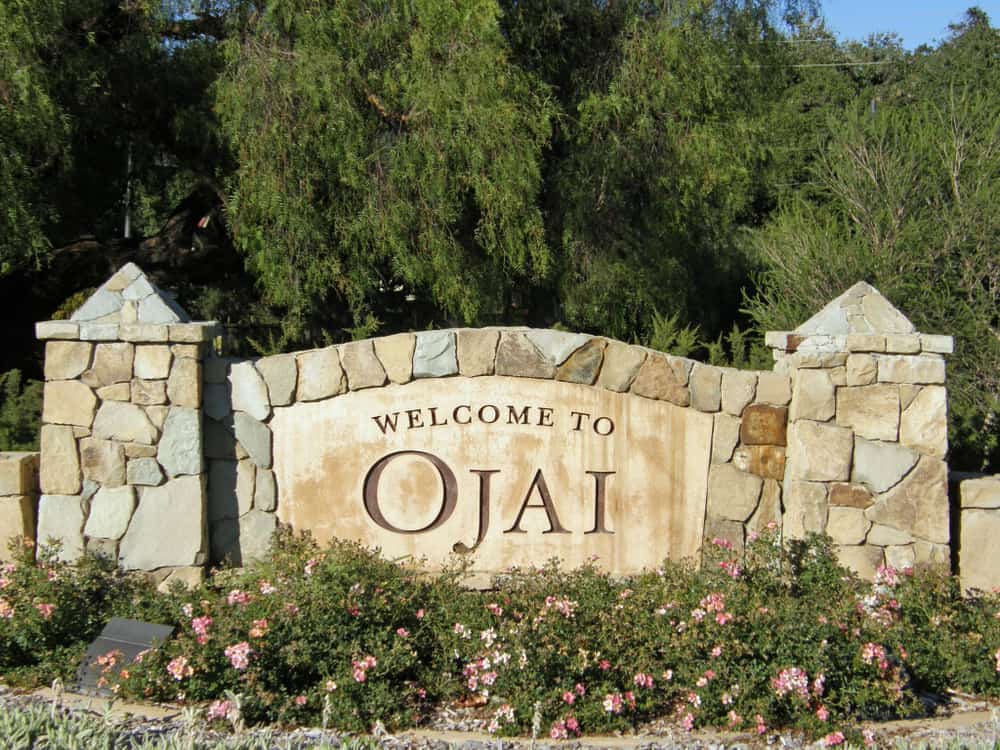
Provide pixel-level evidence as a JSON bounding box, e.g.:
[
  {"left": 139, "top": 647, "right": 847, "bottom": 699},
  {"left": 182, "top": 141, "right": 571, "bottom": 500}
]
[
  {"left": 851, "top": 437, "right": 918, "bottom": 493},
  {"left": 524, "top": 330, "right": 590, "bottom": 366},
  {"left": 126, "top": 457, "right": 165, "bottom": 486},
  {"left": 122, "top": 275, "right": 155, "bottom": 301},
  {"left": 256, "top": 354, "right": 297, "bottom": 406},
  {"left": 83, "top": 485, "right": 136, "bottom": 540},
  {"left": 229, "top": 361, "right": 272, "bottom": 421},
  {"left": 71, "top": 288, "right": 123, "bottom": 322},
  {"left": 413, "top": 331, "right": 458, "bottom": 378},
  {"left": 118, "top": 475, "right": 206, "bottom": 569},
  {"left": 92, "top": 401, "right": 158, "bottom": 444},
  {"left": 238, "top": 510, "right": 278, "bottom": 563},
  {"left": 157, "top": 407, "right": 203, "bottom": 477},
  {"left": 36, "top": 495, "right": 86, "bottom": 561},
  {"left": 236, "top": 459, "right": 255, "bottom": 516},
  {"left": 138, "top": 293, "right": 187, "bottom": 324},
  {"left": 495, "top": 332, "right": 554, "bottom": 379},
  {"left": 254, "top": 468, "right": 277, "bottom": 511},
  {"left": 234, "top": 411, "right": 272, "bottom": 468},
  {"left": 706, "top": 463, "right": 763, "bottom": 522}
]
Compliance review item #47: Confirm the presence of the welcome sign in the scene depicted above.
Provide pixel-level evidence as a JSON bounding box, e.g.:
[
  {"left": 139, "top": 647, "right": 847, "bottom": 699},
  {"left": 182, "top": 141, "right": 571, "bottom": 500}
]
[{"left": 271, "top": 376, "right": 713, "bottom": 573}]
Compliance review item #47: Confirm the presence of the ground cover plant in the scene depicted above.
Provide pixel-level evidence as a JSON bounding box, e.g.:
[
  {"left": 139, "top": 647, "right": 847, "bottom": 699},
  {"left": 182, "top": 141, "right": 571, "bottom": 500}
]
[{"left": 0, "top": 529, "right": 997, "bottom": 746}]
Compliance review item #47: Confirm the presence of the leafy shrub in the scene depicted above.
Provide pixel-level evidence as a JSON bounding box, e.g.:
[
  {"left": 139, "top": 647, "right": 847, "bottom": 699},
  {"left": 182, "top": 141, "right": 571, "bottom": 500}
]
[{"left": 0, "top": 369, "right": 42, "bottom": 452}]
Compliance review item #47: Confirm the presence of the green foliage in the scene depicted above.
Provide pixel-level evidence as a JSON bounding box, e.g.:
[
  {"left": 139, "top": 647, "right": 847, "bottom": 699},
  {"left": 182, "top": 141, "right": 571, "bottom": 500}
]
[{"left": 0, "top": 370, "right": 42, "bottom": 452}]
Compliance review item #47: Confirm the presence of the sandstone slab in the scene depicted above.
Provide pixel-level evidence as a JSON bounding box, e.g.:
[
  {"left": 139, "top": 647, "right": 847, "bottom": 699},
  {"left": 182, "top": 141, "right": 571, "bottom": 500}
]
[
  {"left": 340, "top": 340, "right": 387, "bottom": 390},
  {"left": 783, "top": 480, "right": 828, "bottom": 539},
  {"left": 296, "top": 347, "right": 345, "bottom": 402},
  {"left": 596, "top": 342, "right": 645, "bottom": 392},
  {"left": 866, "top": 523, "right": 913, "bottom": 546},
  {"left": 118, "top": 475, "right": 206, "bottom": 569},
  {"left": 83, "top": 485, "right": 136, "bottom": 540},
  {"left": 156, "top": 567, "right": 205, "bottom": 593},
  {"left": 93, "top": 401, "right": 157, "bottom": 444},
  {"left": 39, "top": 425, "right": 80, "bottom": 495},
  {"left": 630, "top": 354, "right": 689, "bottom": 406},
  {"left": 851, "top": 437, "right": 918, "bottom": 493},
  {"left": 0, "top": 452, "right": 38, "bottom": 495},
  {"left": 158, "top": 407, "right": 202, "bottom": 477},
  {"left": 35, "top": 321, "right": 79, "bottom": 340},
  {"left": 131, "top": 379, "right": 167, "bottom": 405},
  {"left": 45, "top": 341, "right": 92, "bottom": 380},
  {"left": 721, "top": 370, "right": 756, "bottom": 416},
  {"left": 884, "top": 544, "right": 916, "bottom": 571},
  {"left": 43, "top": 380, "right": 97, "bottom": 427},
  {"left": 747, "top": 480, "right": 782, "bottom": 535},
  {"left": 36, "top": 494, "right": 86, "bottom": 561},
  {"left": 826, "top": 507, "right": 870, "bottom": 545},
  {"left": 167, "top": 357, "right": 201, "bottom": 408},
  {"left": 877, "top": 355, "right": 945, "bottom": 384},
  {"left": 91, "top": 343, "right": 134, "bottom": 386},
  {"left": 689, "top": 364, "right": 722, "bottom": 412},
  {"left": 703, "top": 516, "right": 745, "bottom": 556},
  {"left": 555, "top": 338, "right": 606, "bottom": 385},
  {"left": 126, "top": 457, "right": 164, "bottom": 486},
  {"left": 256, "top": 354, "right": 297, "bottom": 406},
  {"left": 739, "top": 404, "right": 787, "bottom": 446},
  {"left": 234, "top": 412, "right": 272, "bottom": 468},
  {"left": 133, "top": 345, "right": 172, "bottom": 380},
  {"left": 865, "top": 455, "right": 949, "bottom": 544},
  {"left": 495, "top": 332, "right": 554, "bottom": 379},
  {"left": 960, "top": 508, "right": 1000, "bottom": 591},
  {"left": 254, "top": 468, "right": 277, "bottom": 512},
  {"left": 786, "top": 421, "right": 852, "bottom": 482},
  {"left": 789, "top": 369, "right": 835, "bottom": 422},
  {"left": 413, "top": 331, "right": 458, "bottom": 378},
  {"left": 959, "top": 475, "right": 1000, "bottom": 509},
  {"left": 846, "top": 354, "right": 877, "bottom": 386},
  {"left": 97, "top": 383, "right": 130, "bottom": 401},
  {"left": 79, "top": 438, "right": 126, "bottom": 487},
  {"left": 733, "top": 445, "right": 785, "bottom": 480},
  {"left": 229, "top": 361, "right": 271, "bottom": 420},
  {"left": 900, "top": 385, "right": 947, "bottom": 457},
  {"left": 375, "top": 333, "right": 416, "bottom": 383},
  {"left": 828, "top": 483, "right": 872, "bottom": 509},
  {"left": 711, "top": 413, "right": 740, "bottom": 464},
  {"left": 836, "top": 384, "right": 900, "bottom": 441},
  {"left": 755, "top": 372, "right": 791, "bottom": 406},
  {"left": 0, "top": 496, "right": 35, "bottom": 556},
  {"left": 835, "top": 545, "right": 884, "bottom": 580},
  {"left": 237, "top": 510, "right": 278, "bottom": 563},
  {"left": 707, "top": 463, "right": 763, "bottom": 522},
  {"left": 236, "top": 459, "right": 255, "bottom": 516}
]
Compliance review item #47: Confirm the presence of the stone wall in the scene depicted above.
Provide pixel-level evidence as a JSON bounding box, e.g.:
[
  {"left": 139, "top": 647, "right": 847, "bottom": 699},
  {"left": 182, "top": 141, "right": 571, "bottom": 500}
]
[
  {"left": 957, "top": 474, "right": 1000, "bottom": 592},
  {"left": 0, "top": 452, "right": 39, "bottom": 561}
]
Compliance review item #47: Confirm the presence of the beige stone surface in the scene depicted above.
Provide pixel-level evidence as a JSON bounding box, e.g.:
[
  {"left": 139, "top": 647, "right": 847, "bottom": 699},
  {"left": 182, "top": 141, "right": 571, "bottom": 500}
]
[
  {"left": 555, "top": 338, "right": 606, "bottom": 385},
  {"left": 236, "top": 459, "right": 256, "bottom": 516},
  {"left": 826, "top": 507, "right": 870, "bottom": 545},
  {"left": 754, "top": 372, "right": 791, "bottom": 406},
  {"left": 828, "top": 483, "right": 872, "bottom": 509},
  {"left": 866, "top": 523, "right": 913, "bottom": 546},
  {"left": 93, "top": 401, "right": 158, "bottom": 444},
  {"left": 707, "top": 463, "right": 763, "bottom": 522},
  {"left": 37, "top": 494, "right": 86, "bottom": 561},
  {"left": 783, "top": 480, "right": 828, "bottom": 539},
  {"left": 877, "top": 354, "right": 945, "bottom": 384},
  {"left": 83, "top": 485, "right": 136, "bottom": 540},
  {"left": 119, "top": 324, "right": 169, "bottom": 342},
  {"left": 846, "top": 354, "right": 877, "bottom": 386},
  {"left": 156, "top": 566, "right": 205, "bottom": 593},
  {"left": 836, "top": 545, "right": 883, "bottom": 579},
  {"left": 786, "top": 421, "right": 852, "bottom": 482},
  {"left": 454, "top": 329, "right": 498, "bottom": 379},
  {"left": 959, "top": 474, "right": 1000, "bottom": 509},
  {"left": 836, "top": 384, "right": 900, "bottom": 441},
  {"left": 630, "top": 354, "right": 690, "bottom": 406},
  {"left": 131, "top": 379, "right": 167, "bottom": 405},
  {"left": 884, "top": 544, "right": 915, "bottom": 571},
  {"left": 97, "top": 383, "right": 130, "bottom": 401},
  {"left": 495, "top": 332, "right": 554, "bottom": 379},
  {"left": 256, "top": 354, "right": 298, "bottom": 405},
  {"left": 747, "top": 480, "right": 781, "bottom": 534},
  {"left": 341, "top": 340, "right": 387, "bottom": 391},
  {"left": 865, "top": 455, "right": 949, "bottom": 544},
  {"left": 134, "top": 345, "right": 172, "bottom": 380},
  {"left": 79, "top": 438, "right": 126, "bottom": 487},
  {"left": 0, "top": 496, "right": 35, "bottom": 557},
  {"left": 689, "top": 364, "right": 722, "bottom": 412},
  {"left": 272, "top": 377, "right": 713, "bottom": 574},
  {"left": 885, "top": 334, "right": 921, "bottom": 354},
  {"left": 789, "top": 369, "right": 835, "bottom": 422},
  {"left": 90, "top": 343, "right": 134, "bottom": 386},
  {"left": 851, "top": 437, "right": 918, "bottom": 494},
  {"left": 920, "top": 334, "right": 954, "bottom": 354},
  {"left": 375, "top": 334, "right": 417, "bottom": 383},
  {"left": 596, "top": 342, "right": 645, "bottom": 392},
  {"left": 913, "top": 540, "right": 950, "bottom": 569},
  {"left": 900, "top": 385, "right": 947, "bottom": 457},
  {"left": 145, "top": 405, "right": 169, "bottom": 430},
  {"left": 43, "top": 380, "right": 97, "bottom": 427},
  {"left": 171, "top": 344, "right": 201, "bottom": 360},
  {"left": 297, "top": 347, "right": 345, "bottom": 402},
  {"left": 720, "top": 370, "right": 756, "bottom": 416},
  {"left": 167, "top": 357, "right": 201, "bottom": 407},
  {"left": 845, "top": 334, "right": 885, "bottom": 352},
  {"left": 45, "top": 341, "right": 92, "bottom": 380},
  {"left": 118, "top": 475, "right": 206, "bottom": 569},
  {"left": 734, "top": 445, "right": 785, "bottom": 480},
  {"left": 229, "top": 361, "right": 272, "bottom": 420},
  {"left": 739, "top": 404, "right": 787, "bottom": 446},
  {"left": 703, "top": 516, "right": 745, "bottom": 556},
  {"left": 959, "top": 508, "right": 1000, "bottom": 592},
  {"left": 0, "top": 452, "right": 38, "bottom": 495},
  {"left": 710, "top": 413, "right": 740, "bottom": 464},
  {"left": 39, "top": 424, "right": 81, "bottom": 495},
  {"left": 35, "top": 320, "right": 79, "bottom": 340}
]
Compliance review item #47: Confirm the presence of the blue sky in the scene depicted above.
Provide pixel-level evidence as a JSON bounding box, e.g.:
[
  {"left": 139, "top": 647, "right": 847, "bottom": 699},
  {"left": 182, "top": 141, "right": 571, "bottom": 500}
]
[{"left": 821, "top": 0, "right": 1000, "bottom": 48}]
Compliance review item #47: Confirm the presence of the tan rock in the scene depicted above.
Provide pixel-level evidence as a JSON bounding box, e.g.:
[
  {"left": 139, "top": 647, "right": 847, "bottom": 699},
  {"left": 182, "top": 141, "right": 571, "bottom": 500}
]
[
  {"left": 88, "top": 343, "right": 134, "bottom": 387},
  {"left": 865, "top": 455, "right": 949, "bottom": 544},
  {"left": 630, "top": 353, "right": 690, "bottom": 406},
  {"left": 711, "top": 413, "right": 740, "bottom": 464},
  {"left": 721, "top": 370, "right": 756, "bottom": 416},
  {"left": 79, "top": 438, "right": 126, "bottom": 487},
  {"left": 36, "top": 494, "right": 86, "bottom": 561},
  {"left": 703, "top": 516, "right": 745, "bottom": 556},
  {"left": 913, "top": 540, "right": 950, "bottom": 570},
  {"left": 495, "top": 332, "right": 554, "bottom": 379},
  {"left": 256, "top": 354, "right": 298, "bottom": 406},
  {"left": 35, "top": 320, "right": 79, "bottom": 340},
  {"left": 0, "top": 452, "right": 38, "bottom": 495},
  {"left": 92, "top": 401, "right": 158, "bottom": 444},
  {"left": 96, "top": 383, "right": 130, "bottom": 401},
  {"left": 920, "top": 334, "right": 954, "bottom": 354},
  {"left": 236, "top": 459, "right": 256, "bottom": 516},
  {"left": 789, "top": 369, "right": 835, "bottom": 422},
  {"left": 689, "top": 364, "right": 722, "bottom": 412},
  {"left": 960, "top": 508, "right": 1000, "bottom": 591},
  {"left": 42, "top": 380, "right": 97, "bottom": 427},
  {"left": 885, "top": 334, "right": 921, "bottom": 354},
  {"left": 156, "top": 566, "right": 205, "bottom": 593},
  {"left": 375, "top": 333, "right": 416, "bottom": 383},
  {"left": 83, "top": 485, "right": 135, "bottom": 540},
  {"left": 836, "top": 384, "right": 900, "bottom": 441},
  {"left": 44, "top": 341, "right": 92, "bottom": 381},
  {"left": 747, "top": 480, "right": 782, "bottom": 535},
  {"left": 877, "top": 354, "right": 945, "bottom": 384},
  {"left": 835, "top": 545, "right": 883, "bottom": 580},
  {"left": 133, "top": 345, "right": 172, "bottom": 380},
  {"left": 866, "top": 523, "right": 913, "bottom": 546},
  {"left": 596, "top": 342, "right": 646, "bottom": 392},
  {"left": 846, "top": 354, "right": 877, "bottom": 386},
  {"left": 145, "top": 406, "right": 169, "bottom": 430},
  {"left": 755, "top": 372, "right": 791, "bottom": 406},
  {"left": 827, "top": 507, "right": 870, "bottom": 545},
  {"left": 707, "top": 463, "right": 763, "bottom": 522},
  {"left": 131, "top": 379, "right": 167, "bottom": 405},
  {"left": 456, "top": 329, "right": 499, "bottom": 377},
  {"left": 959, "top": 475, "right": 1000, "bottom": 509},
  {"left": 898, "top": 384, "right": 922, "bottom": 410},
  {"left": 119, "top": 323, "right": 169, "bottom": 342},
  {"left": 296, "top": 347, "right": 345, "bottom": 402},
  {"left": 169, "top": 322, "right": 219, "bottom": 343},
  {"left": 740, "top": 404, "right": 788, "bottom": 446},
  {"left": 828, "top": 366, "right": 847, "bottom": 387},
  {"left": 884, "top": 545, "right": 915, "bottom": 571},
  {"left": 229, "top": 361, "right": 272, "bottom": 420},
  {"left": 555, "top": 338, "right": 606, "bottom": 385},
  {"left": 39, "top": 425, "right": 80, "bottom": 495},
  {"left": 167, "top": 357, "right": 201, "bottom": 408},
  {"left": 340, "top": 340, "right": 387, "bottom": 390},
  {"left": 171, "top": 344, "right": 201, "bottom": 360},
  {"left": 900, "top": 385, "right": 947, "bottom": 457},
  {"left": 829, "top": 483, "right": 873, "bottom": 509},
  {"left": 123, "top": 443, "right": 157, "bottom": 459},
  {"left": 735, "top": 445, "right": 785, "bottom": 480},
  {"left": 783, "top": 480, "right": 828, "bottom": 539},
  {"left": 786, "top": 421, "right": 852, "bottom": 482},
  {"left": 0, "top": 496, "right": 35, "bottom": 557}
]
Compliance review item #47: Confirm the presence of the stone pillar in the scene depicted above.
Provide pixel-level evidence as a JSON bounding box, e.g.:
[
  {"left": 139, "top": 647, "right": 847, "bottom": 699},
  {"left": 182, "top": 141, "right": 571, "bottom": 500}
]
[
  {"left": 34, "top": 263, "right": 218, "bottom": 583},
  {"left": 768, "top": 281, "right": 952, "bottom": 578},
  {"left": 957, "top": 474, "right": 1000, "bottom": 592},
  {"left": 0, "top": 452, "right": 39, "bottom": 559}
]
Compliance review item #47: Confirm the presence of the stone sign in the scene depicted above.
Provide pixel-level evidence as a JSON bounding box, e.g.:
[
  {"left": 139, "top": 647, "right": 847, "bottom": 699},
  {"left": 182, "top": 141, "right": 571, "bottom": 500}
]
[{"left": 272, "top": 376, "right": 713, "bottom": 573}]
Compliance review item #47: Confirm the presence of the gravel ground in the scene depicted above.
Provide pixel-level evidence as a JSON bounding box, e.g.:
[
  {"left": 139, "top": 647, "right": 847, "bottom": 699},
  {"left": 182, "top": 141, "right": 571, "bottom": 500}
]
[{"left": 1, "top": 684, "right": 998, "bottom": 749}]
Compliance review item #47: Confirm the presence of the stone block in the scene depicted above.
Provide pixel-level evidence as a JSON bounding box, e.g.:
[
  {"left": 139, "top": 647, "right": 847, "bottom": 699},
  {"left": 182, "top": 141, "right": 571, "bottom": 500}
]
[
  {"left": 826, "top": 507, "right": 870, "bottom": 545},
  {"left": 900, "top": 385, "right": 947, "bottom": 458},
  {"left": 79, "top": 438, "right": 126, "bottom": 487},
  {"left": 789, "top": 369, "right": 835, "bottom": 422},
  {"left": 0, "top": 496, "right": 35, "bottom": 556},
  {"left": 786, "top": 421, "right": 852, "bottom": 482},
  {"left": 413, "top": 331, "right": 459, "bottom": 378},
  {"left": 703, "top": 516, "right": 745, "bottom": 556},
  {"left": 721, "top": 370, "right": 756, "bottom": 416},
  {"left": 145, "top": 406, "right": 169, "bottom": 430},
  {"left": 885, "top": 334, "right": 921, "bottom": 354},
  {"left": 36, "top": 494, "right": 86, "bottom": 561},
  {"left": 851, "top": 437, "right": 918, "bottom": 493},
  {"left": 555, "top": 338, "right": 606, "bottom": 385},
  {"left": 167, "top": 357, "right": 201, "bottom": 408},
  {"left": 596, "top": 342, "right": 645, "bottom": 392},
  {"left": 79, "top": 323, "right": 119, "bottom": 341},
  {"left": 846, "top": 354, "right": 877, "bottom": 386},
  {"left": 959, "top": 475, "right": 1000, "bottom": 509},
  {"left": 83, "top": 485, "right": 136, "bottom": 540},
  {"left": 158, "top": 407, "right": 203, "bottom": 477},
  {"left": 747, "top": 480, "right": 782, "bottom": 535},
  {"left": 71, "top": 287, "right": 123, "bottom": 322},
  {"left": 706, "top": 463, "right": 763, "bottom": 522},
  {"left": 877, "top": 355, "right": 945, "bottom": 384},
  {"left": 229, "top": 361, "right": 272, "bottom": 420},
  {"left": 138, "top": 293, "right": 184, "bottom": 324},
  {"left": 884, "top": 545, "right": 915, "bottom": 571},
  {"left": 254, "top": 468, "right": 277, "bottom": 512},
  {"left": 828, "top": 483, "right": 872, "bottom": 509},
  {"left": 865, "top": 455, "right": 949, "bottom": 544},
  {"left": 734, "top": 445, "right": 785, "bottom": 480},
  {"left": 45, "top": 341, "right": 92, "bottom": 381},
  {"left": 97, "top": 383, "right": 130, "bottom": 401},
  {"left": 239, "top": 510, "right": 279, "bottom": 564},
  {"left": 89, "top": 343, "right": 134, "bottom": 387},
  {"left": 171, "top": 344, "right": 201, "bottom": 359},
  {"left": 960, "top": 508, "right": 1000, "bottom": 592},
  {"left": 754, "top": 372, "right": 791, "bottom": 406},
  {"left": 118, "top": 324, "right": 169, "bottom": 342},
  {"left": 234, "top": 412, "right": 272, "bottom": 468},
  {"left": 236, "top": 459, "right": 255, "bottom": 516},
  {"left": 525, "top": 331, "right": 590, "bottom": 366},
  {"left": 913, "top": 540, "right": 950, "bottom": 570},
  {"left": 35, "top": 321, "right": 80, "bottom": 340},
  {"left": 124, "top": 443, "right": 157, "bottom": 459},
  {"left": 835, "top": 384, "right": 900, "bottom": 441},
  {"left": 131, "top": 379, "right": 167, "bottom": 405},
  {"left": 866, "top": 523, "right": 913, "bottom": 546},
  {"left": 43, "top": 380, "right": 97, "bottom": 427},
  {"left": 256, "top": 354, "right": 298, "bottom": 406},
  {"left": 118, "top": 475, "right": 206, "bottom": 569},
  {"left": 630, "top": 354, "right": 690, "bottom": 406},
  {"left": 835, "top": 545, "right": 883, "bottom": 580},
  {"left": 296, "top": 347, "right": 345, "bottom": 402},
  {"left": 495, "top": 332, "right": 553, "bottom": 379},
  {"left": 340, "top": 340, "right": 387, "bottom": 391},
  {"left": 739, "top": 404, "right": 788, "bottom": 446},
  {"left": 93, "top": 401, "right": 158, "bottom": 444},
  {"left": 689, "top": 364, "right": 722, "bottom": 412},
  {"left": 39, "top": 425, "right": 81, "bottom": 495},
  {"left": 0, "top": 452, "right": 38, "bottom": 495},
  {"left": 783, "top": 480, "right": 828, "bottom": 539},
  {"left": 126, "top": 457, "right": 164, "bottom": 486},
  {"left": 374, "top": 333, "right": 417, "bottom": 383},
  {"left": 710, "top": 413, "right": 740, "bottom": 464},
  {"left": 168, "top": 322, "right": 219, "bottom": 343},
  {"left": 920, "top": 334, "right": 954, "bottom": 355},
  {"left": 156, "top": 566, "right": 205, "bottom": 593},
  {"left": 133, "top": 345, "right": 172, "bottom": 380}
]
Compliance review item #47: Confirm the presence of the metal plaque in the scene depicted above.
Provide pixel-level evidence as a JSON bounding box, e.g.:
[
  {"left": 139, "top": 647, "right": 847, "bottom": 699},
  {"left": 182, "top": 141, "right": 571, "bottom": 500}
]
[{"left": 74, "top": 617, "right": 174, "bottom": 696}]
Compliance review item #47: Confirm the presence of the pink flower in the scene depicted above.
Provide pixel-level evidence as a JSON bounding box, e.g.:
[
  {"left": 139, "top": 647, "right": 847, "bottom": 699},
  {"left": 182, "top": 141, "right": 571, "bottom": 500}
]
[
  {"left": 711, "top": 646, "right": 722, "bottom": 658},
  {"left": 565, "top": 717, "right": 579, "bottom": 734},
  {"left": 700, "top": 593, "right": 726, "bottom": 612},
  {"left": 755, "top": 714, "right": 767, "bottom": 734},
  {"left": 823, "top": 731, "right": 846, "bottom": 746},
  {"left": 224, "top": 641, "right": 253, "bottom": 670},
  {"left": 294, "top": 695, "right": 307, "bottom": 706},
  {"left": 680, "top": 713, "right": 694, "bottom": 731},
  {"left": 721, "top": 692, "right": 733, "bottom": 706},
  {"left": 816, "top": 705, "right": 829, "bottom": 721},
  {"left": 599, "top": 659, "right": 611, "bottom": 671},
  {"left": 861, "top": 642, "right": 889, "bottom": 673},
  {"left": 415, "top": 609, "right": 425, "bottom": 619},
  {"left": 549, "top": 721, "right": 567, "bottom": 740},
  {"left": 182, "top": 603, "right": 194, "bottom": 618},
  {"left": 562, "top": 691, "right": 575, "bottom": 705},
  {"left": 687, "top": 691, "right": 701, "bottom": 707},
  {"left": 812, "top": 673, "right": 826, "bottom": 696},
  {"left": 0, "top": 598, "right": 13, "bottom": 619},
  {"left": 191, "top": 615, "right": 213, "bottom": 644},
  {"left": 0, "top": 576, "right": 9, "bottom": 589},
  {"left": 206, "top": 699, "right": 233, "bottom": 721},
  {"left": 352, "top": 655, "right": 377, "bottom": 683},
  {"left": 727, "top": 710, "right": 741, "bottom": 727},
  {"left": 259, "top": 580, "right": 277, "bottom": 595},
  {"left": 633, "top": 672, "right": 654, "bottom": 689},
  {"left": 772, "top": 666, "right": 810, "bottom": 700},
  {"left": 602, "top": 693, "right": 623, "bottom": 714},
  {"left": 711, "top": 537, "right": 733, "bottom": 550},
  {"left": 226, "top": 589, "right": 250, "bottom": 606},
  {"left": 35, "top": 602, "right": 55, "bottom": 620},
  {"left": 396, "top": 627, "right": 410, "bottom": 638},
  {"left": 994, "top": 647, "right": 1000, "bottom": 673},
  {"left": 487, "top": 602, "right": 503, "bottom": 616},
  {"left": 304, "top": 558, "right": 319, "bottom": 576},
  {"left": 863, "top": 729, "right": 876, "bottom": 747},
  {"left": 575, "top": 683, "right": 586, "bottom": 695},
  {"left": 715, "top": 612, "right": 733, "bottom": 625},
  {"left": 167, "top": 656, "right": 193, "bottom": 681},
  {"left": 719, "top": 560, "right": 742, "bottom": 579},
  {"left": 325, "top": 680, "right": 338, "bottom": 692},
  {"left": 249, "top": 619, "right": 268, "bottom": 638}
]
